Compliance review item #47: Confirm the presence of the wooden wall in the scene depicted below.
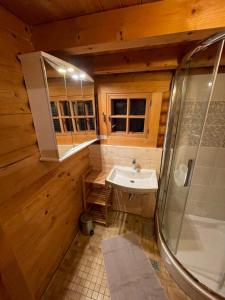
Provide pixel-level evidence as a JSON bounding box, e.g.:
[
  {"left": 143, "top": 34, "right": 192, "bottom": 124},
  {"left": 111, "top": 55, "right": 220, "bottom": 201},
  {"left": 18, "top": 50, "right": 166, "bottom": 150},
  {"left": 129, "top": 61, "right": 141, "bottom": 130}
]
[
  {"left": 0, "top": 6, "right": 89, "bottom": 299},
  {"left": 96, "top": 72, "right": 172, "bottom": 147},
  {"left": 158, "top": 91, "right": 170, "bottom": 147},
  {"left": 0, "top": 5, "right": 172, "bottom": 299}
]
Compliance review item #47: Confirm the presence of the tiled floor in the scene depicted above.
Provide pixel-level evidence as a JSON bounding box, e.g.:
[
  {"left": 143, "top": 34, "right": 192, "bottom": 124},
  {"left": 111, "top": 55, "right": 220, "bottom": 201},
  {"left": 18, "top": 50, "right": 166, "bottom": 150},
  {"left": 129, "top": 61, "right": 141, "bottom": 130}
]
[{"left": 42, "top": 212, "right": 191, "bottom": 300}]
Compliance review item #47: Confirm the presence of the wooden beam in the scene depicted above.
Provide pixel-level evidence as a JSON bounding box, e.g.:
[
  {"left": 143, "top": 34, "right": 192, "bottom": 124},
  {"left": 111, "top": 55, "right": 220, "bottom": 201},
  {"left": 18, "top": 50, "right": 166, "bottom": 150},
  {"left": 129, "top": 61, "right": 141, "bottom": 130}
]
[
  {"left": 32, "top": 0, "right": 225, "bottom": 55},
  {"left": 73, "top": 45, "right": 191, "bottom": 74},
  {"left": 54, "top": 40, "right": 224, "bottom": 75}
]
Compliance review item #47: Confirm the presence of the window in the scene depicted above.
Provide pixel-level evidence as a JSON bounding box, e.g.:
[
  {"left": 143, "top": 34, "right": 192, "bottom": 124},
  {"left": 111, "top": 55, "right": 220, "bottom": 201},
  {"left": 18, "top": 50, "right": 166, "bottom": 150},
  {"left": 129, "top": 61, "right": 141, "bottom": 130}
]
[
  {"left": 72, "top": 100, "right": 95, "bottom": 132},
  {"left": 50, "top": 99, "right": 96, "bottom": 134},
  {"left": 60, "top": 101, "right": 71, "bottom": 116},
  {"left": 108, "top": 94, "right": 149, "bottom": 135},
  {"left": 50, "top": 102, "right": 58, "bottom": 117},
  {"left": 111, "top": 99, "right": 127, "bottom": 115},
  {"left": 53, "top": 119, "right": 61, "bottom": 132}
]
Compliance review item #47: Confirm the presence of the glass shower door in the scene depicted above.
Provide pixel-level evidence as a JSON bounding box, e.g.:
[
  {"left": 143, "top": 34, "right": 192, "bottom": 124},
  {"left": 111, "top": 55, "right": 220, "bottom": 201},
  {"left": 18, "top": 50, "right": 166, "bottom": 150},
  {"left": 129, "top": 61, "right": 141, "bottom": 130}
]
[
  {"left": 177, "top": 43, "right": 225, "bottom": 296},
  {"left": 161, "top": 42, "right": 222, "bottom": 254}
]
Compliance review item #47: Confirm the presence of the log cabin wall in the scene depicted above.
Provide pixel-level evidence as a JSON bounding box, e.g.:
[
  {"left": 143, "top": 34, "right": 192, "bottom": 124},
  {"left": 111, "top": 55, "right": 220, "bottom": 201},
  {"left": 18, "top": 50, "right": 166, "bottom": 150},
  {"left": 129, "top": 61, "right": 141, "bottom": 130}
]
[
  {"left": 0, "top": 6, "right": 90, "bottom": 299},
  {"left": 96, "top": 72, "right": 172, "bottom": 147},
  {"left": 0, "top": 4, "right": 171, "bottom": 299}
]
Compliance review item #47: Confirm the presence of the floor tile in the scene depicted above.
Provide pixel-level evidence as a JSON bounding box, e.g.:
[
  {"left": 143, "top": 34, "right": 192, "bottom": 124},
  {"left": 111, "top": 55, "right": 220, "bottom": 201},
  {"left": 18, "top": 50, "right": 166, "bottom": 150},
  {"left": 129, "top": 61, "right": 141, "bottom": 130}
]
[{"left": 42, "top": 212, "right": 191, "bottom": 300}]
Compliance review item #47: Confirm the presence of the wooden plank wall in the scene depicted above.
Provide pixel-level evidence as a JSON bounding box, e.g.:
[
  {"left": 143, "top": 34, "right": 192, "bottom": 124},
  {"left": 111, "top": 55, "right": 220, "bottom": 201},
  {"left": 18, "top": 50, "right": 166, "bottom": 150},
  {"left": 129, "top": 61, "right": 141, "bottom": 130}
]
[
  {"left": 0, "top": 6, "right": 90, "bottom": 299},
  {"left": 0, "top": 5, "right": 172, "bottom": 299},
  {"left": 158, "top": 91, "right": 170, "bottom": 147},
  {"left": 96, "top": 72, "right": 172, "bottom": 147}
]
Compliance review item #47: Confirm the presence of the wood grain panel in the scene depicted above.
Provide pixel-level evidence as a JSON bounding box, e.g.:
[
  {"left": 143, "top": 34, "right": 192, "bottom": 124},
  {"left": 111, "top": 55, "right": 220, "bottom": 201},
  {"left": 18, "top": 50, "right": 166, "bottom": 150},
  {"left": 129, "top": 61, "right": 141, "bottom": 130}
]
[
  {"left": 157, "top": 91, "right": 170, "bottom": 147},
  {"left": 99, "top": 0, "right": 122, "bottom": 10},
  {"left": 0, "top": 227, "right": 34, "bottom": 300},
  {"left": 0, "top": 6, "right": 30, "bottom": 38},
  {"left": 75, "top": 45, "right": 182, "bottom": 74},
  {"left": 0, "top": 0, "right": 159, "bottom": 25},
  {"left": 1, "top": 149, "right": 89, "bottom": 297},
  {"left": 113, "top": 190, "right": 156, "bottom": 218},
  {"left": 0, "top": 6, "right": 90, "bottom": 300},
  {"left": 31, "top": 0, "right": 225, "bottom": 54}
]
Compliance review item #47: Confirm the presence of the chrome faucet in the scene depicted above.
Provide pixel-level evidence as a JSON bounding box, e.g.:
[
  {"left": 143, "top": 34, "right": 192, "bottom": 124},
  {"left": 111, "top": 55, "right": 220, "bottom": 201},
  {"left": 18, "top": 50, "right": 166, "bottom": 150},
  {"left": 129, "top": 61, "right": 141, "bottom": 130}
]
[{"left": 132, "top": 159, "right": 138, "bottom": 171}]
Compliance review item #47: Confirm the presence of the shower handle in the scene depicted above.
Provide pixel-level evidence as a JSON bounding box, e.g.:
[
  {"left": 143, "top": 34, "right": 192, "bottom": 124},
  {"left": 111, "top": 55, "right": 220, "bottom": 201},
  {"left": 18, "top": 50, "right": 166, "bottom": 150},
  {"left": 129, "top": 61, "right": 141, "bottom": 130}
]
[{"left": 184, "top": 159, "right": 194, "bottom": 187}]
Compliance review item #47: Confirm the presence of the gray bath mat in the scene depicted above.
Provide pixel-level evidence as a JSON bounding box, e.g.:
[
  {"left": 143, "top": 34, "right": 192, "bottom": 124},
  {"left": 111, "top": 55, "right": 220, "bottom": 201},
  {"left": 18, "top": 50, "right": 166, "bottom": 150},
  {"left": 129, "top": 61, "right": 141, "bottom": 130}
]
[{"left": 101, "top": 233, "right": 168, "bottom": 300}]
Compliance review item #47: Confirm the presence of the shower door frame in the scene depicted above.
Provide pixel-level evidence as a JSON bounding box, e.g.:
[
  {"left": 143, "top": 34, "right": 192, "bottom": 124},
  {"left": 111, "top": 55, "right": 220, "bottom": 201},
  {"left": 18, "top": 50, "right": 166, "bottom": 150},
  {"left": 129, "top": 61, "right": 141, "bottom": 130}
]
[
  {"left": 173, "top": 39, "right": 225, "bottom": 254},
  {"left": 158, "top": 32, "right": 225, "bottom": 230},
  {"left": 157, "top": 31, "right": 225, "bottom": 299}
]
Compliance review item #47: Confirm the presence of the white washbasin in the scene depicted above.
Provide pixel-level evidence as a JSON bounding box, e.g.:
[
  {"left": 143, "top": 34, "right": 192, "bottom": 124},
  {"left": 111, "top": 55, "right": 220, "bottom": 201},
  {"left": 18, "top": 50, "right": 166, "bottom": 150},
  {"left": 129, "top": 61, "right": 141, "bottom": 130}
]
[{"left": 106, "top": 166, "right": 158, "bottom": 193}]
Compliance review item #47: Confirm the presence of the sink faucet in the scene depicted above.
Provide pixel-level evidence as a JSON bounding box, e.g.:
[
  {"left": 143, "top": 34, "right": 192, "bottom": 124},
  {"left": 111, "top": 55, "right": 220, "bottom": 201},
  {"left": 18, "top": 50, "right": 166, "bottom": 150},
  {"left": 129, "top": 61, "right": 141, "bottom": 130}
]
[{"left": 132, "top": 159, "right": 138, "bottom": 171}]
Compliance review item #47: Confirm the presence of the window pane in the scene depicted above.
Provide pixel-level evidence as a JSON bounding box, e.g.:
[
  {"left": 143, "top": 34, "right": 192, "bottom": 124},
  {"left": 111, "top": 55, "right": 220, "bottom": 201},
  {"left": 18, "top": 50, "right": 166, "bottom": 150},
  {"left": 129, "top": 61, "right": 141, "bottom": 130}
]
[
  {"left": 50, "top": 102, "right": 58, "bottom": 117},
  {"left": 53, "top": 119, "right": 61, "bottom": 132},
  {"left": 130, "top": 99, "right": 146, "bottom": 115},
  {"left": 111, "top": 99, "right": 127, "bottom": 115},
  {"left": 63, "top": 118, "right": 73, "bottom": 132},
  {"left": 61, "top": 101, "right": 71, "bottom": 116},
  {"left": 77, "top": 101, "right": 85, "bottom": 116},
  {"left": 129, "top": 118, "right": 145, "bottom": 132},
  {"left": 85, "top": 101, "right": 94, "bottom": 115},
  {"left": 111, "top": 118, "right": 126, "bottom": 132},
  {"left": 88, "top": 118, "right": 95, "bottom": 130},
  {"left": 77, "top": 118, "right": 87, "bottom": 131}
]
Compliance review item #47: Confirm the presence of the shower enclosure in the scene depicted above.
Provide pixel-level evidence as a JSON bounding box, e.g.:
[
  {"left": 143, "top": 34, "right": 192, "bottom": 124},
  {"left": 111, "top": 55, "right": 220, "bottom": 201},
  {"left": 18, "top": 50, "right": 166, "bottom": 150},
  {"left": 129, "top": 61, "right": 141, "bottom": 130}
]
[{"left": 157, "top": 32, "right": 225, "bottom": 299}]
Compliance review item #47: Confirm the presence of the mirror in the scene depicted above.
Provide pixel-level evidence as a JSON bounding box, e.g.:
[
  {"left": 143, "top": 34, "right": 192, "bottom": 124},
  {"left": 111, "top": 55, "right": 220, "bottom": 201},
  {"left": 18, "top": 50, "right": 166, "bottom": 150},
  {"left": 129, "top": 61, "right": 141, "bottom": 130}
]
[{"left": 43, "top": 55, "right": 96, "bottom": 159}]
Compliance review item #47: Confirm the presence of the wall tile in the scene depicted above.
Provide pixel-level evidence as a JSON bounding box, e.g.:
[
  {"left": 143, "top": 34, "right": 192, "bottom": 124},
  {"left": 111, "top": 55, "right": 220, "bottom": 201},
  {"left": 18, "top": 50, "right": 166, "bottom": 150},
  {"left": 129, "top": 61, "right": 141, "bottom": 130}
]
[
  {"left": 187, "top": 144, "right": 225, "bottom": 220},
  {"left": 206, "top": 113, "right": 225, "bottom": 125},
  {"left": 188, "top": 184, "right": 208, "bottom": 202},
  {"left": 185, "top": 74, "right": 212, "bottom": 102},
  {"left": 179, "top": 100, "right": 225, "bottom": 148},
  {"left": 212, "top": 73, "right": 225, "bottom": 101},
  {"left": 215, "top": 148, "right": 225, "bottom": 168},
  {"left": 89, "top": 144, "right": 162, "bottom": 175},
  {"left": 202, "top": 125, "right": 225, "bottom": 147},
  {"left": 210, "top": 168, "right": 225, "bottom": 188},
  {"left": 196, "top": 147, "right": 217, "bottom": 167},
  {"left": 205, "top": 186, "right": 225, "bottom": 203},
  {"left": 209, "top": 101, "right": 225, "bottom": 113}
]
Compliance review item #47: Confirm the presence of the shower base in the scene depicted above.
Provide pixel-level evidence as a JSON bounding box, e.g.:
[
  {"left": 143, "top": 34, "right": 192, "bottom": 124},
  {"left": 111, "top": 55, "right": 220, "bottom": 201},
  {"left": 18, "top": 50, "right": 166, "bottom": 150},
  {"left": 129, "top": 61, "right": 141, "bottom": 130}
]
[
  {"left": 177, "top": 214, "right": 225, "bottom": 298},
  {"left": 156, "top": 214, "right": 225, "bottom": 300}
]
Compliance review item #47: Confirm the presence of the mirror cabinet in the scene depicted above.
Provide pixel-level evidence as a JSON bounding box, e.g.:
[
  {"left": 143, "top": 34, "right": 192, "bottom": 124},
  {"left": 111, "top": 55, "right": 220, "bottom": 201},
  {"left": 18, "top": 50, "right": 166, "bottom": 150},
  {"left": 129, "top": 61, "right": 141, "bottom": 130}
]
[{"left": 19, "top": 52, "right": 97, "bottom": 161}]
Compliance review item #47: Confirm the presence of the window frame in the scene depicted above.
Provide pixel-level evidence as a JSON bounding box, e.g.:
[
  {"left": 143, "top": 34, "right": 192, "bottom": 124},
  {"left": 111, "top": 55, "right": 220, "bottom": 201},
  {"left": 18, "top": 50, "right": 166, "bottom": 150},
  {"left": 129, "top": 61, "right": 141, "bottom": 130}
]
[
  {"left": 50, "top": 97, "right": 96, "bottom": 135},
  {"left": 107, "top": 93, "right": 151, "bottom": 137}
]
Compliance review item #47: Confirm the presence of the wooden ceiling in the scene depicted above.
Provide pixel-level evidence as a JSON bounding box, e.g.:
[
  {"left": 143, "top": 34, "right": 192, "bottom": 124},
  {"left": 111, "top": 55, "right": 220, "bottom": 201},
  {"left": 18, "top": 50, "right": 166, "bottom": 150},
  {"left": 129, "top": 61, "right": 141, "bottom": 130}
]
[{"left": 0, "top": 0, "right": 160, "bottom": 25}]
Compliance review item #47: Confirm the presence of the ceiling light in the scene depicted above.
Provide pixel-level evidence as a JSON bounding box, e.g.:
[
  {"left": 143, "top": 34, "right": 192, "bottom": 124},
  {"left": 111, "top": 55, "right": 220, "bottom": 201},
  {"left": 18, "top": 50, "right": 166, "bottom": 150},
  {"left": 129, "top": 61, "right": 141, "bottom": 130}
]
[
  {"left": 58, "top": 68, "right": 66, "bottom": 74},
  {"left": 80, "top": 73, "right": 86, "bottom": 79},
  {"left": 72, "top": 74, "right": 79, "bottom": 80},
  {"left": 67, "top": 67, "right": 74, "bottom": 73},
  {"left": 208, "top": 82, "right": 212, "bottom": 87}
]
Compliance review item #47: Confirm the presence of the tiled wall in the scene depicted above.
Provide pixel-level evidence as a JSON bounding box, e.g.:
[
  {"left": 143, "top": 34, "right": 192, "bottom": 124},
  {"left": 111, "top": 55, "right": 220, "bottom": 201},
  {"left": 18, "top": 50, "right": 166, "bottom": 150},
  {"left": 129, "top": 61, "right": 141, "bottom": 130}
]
[
  {"left": 89, "top": 144, "right": 162, "bottom": 175},
  {"left": 180, "top": 100, "right": 225, "bottom": 147},
  {"left": 182, "top": 73, "right": 225, "bottom": 220},
  {"left": 165, "top": 73, "right": 225, "bottom": 222},
  {"left": 187, "top": 147, "right": 225, "bottom": 220},
  {"left": 179, "top": 73, "right": 225, "bottom": 147}
]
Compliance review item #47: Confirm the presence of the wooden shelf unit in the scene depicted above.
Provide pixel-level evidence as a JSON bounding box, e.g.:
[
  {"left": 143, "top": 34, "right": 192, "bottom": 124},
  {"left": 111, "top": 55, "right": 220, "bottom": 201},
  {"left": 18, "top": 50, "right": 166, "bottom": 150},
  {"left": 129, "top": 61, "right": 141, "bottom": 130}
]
[{"left": 82, "top": 169, "right": 112, "bottom": 226}]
